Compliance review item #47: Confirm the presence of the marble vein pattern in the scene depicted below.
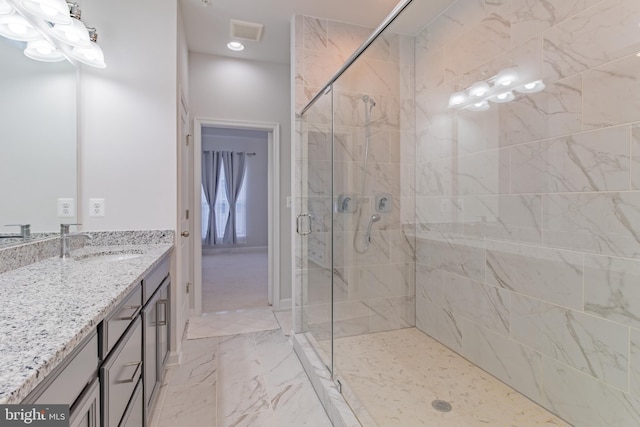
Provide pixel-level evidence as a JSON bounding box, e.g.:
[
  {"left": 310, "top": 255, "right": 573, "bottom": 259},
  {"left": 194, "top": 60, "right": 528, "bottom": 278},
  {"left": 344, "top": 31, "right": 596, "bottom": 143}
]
[
  {"left": 0, "top": 242, "right": 173, "bottom": 404},
  {"left": 511, "top": 294, "right": 629, "bottom": 390},
  {"left": 633, "top": 124, "right": 640, "bottom": 190},
  {"left": 542, "top": 0, "right": 640, "bottom": 82},
  {"left": 485, "top": 240, "right": 583, "bottom": 309},
  {"left": 511, "top": 125, "right": 631, "bottom": 193},
  {"left": 153, "top": 325, "right": 332, "bottom": 427},
  {"left": 542, "top": 357, "right": 640, "bottom": 426},
  {"left": 543, "top": 192, "right": 640, "bottom": 258},
  {"left": 584, "top": 254, "right": 640, "bottom": 329},
  {"left": 583, "top": 54, "right": 640, "bottom": 130}
]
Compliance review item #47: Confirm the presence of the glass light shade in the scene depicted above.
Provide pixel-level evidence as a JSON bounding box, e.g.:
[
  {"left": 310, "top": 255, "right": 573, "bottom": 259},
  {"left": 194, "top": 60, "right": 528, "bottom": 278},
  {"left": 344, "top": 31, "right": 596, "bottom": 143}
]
[
  {"left": 24, "top": 38, "right": 65, "bottom": 61},
  {"left": 227, "top": 41, "right": 244, "bottom": 51},
  {"left": 469, "top": 81, "right": 490, "bottom": 97},
  {"left": 494, "top": 68, "right": 518, "bottom": 86},
  {"left": 21, "top": 0, "right": 72, "bottom": 25},
  {"left": 51, "top": 17, "right": 90, "bottom": 47},
  {"left": 465, "top": 100, "right": 490, "bottom": 112},
  {"left": 489, "top": 91, "right": 515, "bottom": 103},
  {"left": 68, "top": 41, "right": 106, "bottom": 68},
  {"left": 0, "top": 0, "right": 13, "bottom": 15},
  {"left": 448, "top": 91, "right": 467, "bottom": 108},
  {"left": 515, "top": 80, "right": 546, "bottom": 94},
  {"left": 0, "top": 14, "right": 40, "bottom": 41}
]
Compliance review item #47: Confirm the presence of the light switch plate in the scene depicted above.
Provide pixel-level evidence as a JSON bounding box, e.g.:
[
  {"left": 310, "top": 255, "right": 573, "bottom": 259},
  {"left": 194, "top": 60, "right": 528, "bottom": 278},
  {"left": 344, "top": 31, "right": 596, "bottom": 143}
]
[{"left": 89, "top": 198, "right": 105, "bottom": 217}]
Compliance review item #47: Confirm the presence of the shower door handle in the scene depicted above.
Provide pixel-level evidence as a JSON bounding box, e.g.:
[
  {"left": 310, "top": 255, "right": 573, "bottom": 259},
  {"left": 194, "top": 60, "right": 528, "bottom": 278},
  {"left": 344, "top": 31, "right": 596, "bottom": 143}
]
[{"left": 296, "top": 213, "right": 312, "bottom": 236}]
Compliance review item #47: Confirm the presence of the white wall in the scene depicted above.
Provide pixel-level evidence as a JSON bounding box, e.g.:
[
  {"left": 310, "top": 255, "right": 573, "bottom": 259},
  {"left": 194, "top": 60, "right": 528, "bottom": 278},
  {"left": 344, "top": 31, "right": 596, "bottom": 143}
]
[
  {"left": 78, "top": 0, "right": 178, "bottom": 231},
  {"left": 189, "top": 53, "right": 292, "bottom": 299},
  {"left": 202, "top": 128, "right": 269, "bottom": 247}
]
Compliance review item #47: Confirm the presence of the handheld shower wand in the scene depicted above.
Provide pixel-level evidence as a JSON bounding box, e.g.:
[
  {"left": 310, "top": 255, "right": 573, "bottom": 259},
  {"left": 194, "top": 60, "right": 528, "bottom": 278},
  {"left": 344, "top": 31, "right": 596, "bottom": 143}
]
[{"left": 365, "top": 214, "right": 381, "bottom": 244}]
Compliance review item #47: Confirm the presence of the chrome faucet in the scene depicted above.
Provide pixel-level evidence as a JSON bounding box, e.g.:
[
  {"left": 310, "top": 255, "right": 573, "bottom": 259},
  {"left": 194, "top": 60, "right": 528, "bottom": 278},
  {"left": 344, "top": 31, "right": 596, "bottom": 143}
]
[
  {"left": 0, "top": 224, "right": 31, "bottom": 240},
  {"left": 60, "top": 224, "right": 92, "bottom": 259}
]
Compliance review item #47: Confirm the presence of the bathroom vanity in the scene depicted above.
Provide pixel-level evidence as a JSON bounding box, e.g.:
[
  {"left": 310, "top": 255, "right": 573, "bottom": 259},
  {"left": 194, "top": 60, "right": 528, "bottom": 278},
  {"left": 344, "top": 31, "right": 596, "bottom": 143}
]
[{"left": 0, "top": 236, "right": 173, "bottom": 427}]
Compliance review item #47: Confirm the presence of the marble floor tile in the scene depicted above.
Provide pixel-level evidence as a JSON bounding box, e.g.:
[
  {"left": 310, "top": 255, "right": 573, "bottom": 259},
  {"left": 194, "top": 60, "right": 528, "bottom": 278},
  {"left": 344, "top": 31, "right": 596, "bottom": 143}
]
[
  {"left": 187, "top": 309, "right": 280, "bottom": 339},
  {"left": 274, "top": 309, "right": 293, "bottom": 336},
  {"left": 152, "top": 310, "right": 332, "bottom": 427}
]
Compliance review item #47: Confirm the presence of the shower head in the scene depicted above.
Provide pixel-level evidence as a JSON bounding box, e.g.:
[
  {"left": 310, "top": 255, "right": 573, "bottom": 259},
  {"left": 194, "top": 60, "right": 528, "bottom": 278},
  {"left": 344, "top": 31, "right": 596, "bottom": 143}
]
[
  {"left": 371, "top": 213, "right": 381, "bottom": 222},
  {"left": 362, "top": 94, "right": 377, "bottom": 107}
]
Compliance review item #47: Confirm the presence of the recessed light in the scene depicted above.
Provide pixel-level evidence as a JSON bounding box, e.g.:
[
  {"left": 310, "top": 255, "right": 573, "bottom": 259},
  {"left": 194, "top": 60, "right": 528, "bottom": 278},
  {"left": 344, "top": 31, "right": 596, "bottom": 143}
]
[{"left": 227, "top": 41, "right": 244, "bottom": 51}]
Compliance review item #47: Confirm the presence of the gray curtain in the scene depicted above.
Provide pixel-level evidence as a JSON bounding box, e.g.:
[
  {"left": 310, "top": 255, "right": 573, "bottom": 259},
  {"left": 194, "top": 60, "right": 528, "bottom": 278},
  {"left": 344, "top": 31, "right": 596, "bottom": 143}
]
[
  {"left": 202, "top": 150, "right": 221, "bottom": 245},
  {"left": 221, "top": 151, "right": 247, "bottom": 244}
]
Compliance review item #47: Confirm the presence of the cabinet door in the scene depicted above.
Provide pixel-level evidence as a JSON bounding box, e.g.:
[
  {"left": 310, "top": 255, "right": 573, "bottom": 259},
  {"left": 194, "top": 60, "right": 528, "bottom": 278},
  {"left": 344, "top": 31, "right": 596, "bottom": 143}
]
[
  {"left": 157, "top": 279, "right": 170, "bottom": 380},
  {"left": 70, "top": 378, "right": 100, "bottom": 427},
  {"left": 101, "top": 317, "right": 143, "bottom": 427},
  {"left": 118, "top": 379, "right": 143, "bottom": 427},
  {"left": 143, "top": 291, "right": 159, "bottom": 415}
]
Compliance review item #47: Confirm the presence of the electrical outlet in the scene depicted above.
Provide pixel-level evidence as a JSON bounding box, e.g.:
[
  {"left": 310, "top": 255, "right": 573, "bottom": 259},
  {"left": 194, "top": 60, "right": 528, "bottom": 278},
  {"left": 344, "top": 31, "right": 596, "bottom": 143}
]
[
  {"left": 89, "top": 198, "right": 105, "bottom": 217},
  {"left": 57, "top": 198, "right": 75, "bottom": 217}
]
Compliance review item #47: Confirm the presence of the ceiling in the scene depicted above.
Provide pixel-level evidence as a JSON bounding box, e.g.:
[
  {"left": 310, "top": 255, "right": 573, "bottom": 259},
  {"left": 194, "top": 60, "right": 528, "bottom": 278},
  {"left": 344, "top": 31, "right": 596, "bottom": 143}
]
[{"left": 180, "top": 0, "right": 456, "bottom": 64}]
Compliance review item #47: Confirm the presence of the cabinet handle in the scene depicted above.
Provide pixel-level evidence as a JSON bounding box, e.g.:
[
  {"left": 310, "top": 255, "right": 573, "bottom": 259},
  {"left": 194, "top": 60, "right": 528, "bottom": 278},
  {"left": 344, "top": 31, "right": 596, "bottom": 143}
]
[
  {"left": 117, "top": 305, "right": 141, "bottom": 321},
  {"left": 157, "top": 299, "right": 168, "bottom": 326},
  {"left": 296, "top": 213, "right": 312, "bottom": 235},
  {"left": 117, "top": 361, "right": 142, "bottom": 384}
]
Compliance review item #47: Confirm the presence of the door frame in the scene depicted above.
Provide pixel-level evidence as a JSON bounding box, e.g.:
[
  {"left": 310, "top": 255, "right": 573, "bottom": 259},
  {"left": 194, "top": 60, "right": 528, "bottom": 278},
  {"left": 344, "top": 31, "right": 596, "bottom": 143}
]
[{"left": 193, "top": 117, "right": 281, "bottom": 314}]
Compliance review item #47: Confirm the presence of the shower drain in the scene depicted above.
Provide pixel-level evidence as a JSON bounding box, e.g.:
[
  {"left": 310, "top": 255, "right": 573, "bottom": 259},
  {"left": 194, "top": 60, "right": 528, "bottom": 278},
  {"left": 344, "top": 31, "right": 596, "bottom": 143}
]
[{"left": 431, "top": 400, "right": 453, "bottom": 412}]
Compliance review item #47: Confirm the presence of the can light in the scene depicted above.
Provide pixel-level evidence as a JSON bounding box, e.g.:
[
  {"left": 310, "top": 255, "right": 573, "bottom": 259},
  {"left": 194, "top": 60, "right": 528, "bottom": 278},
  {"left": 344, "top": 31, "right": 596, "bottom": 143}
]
[{"left": 227, "top": 41, "right": 244, "bottom": 51}]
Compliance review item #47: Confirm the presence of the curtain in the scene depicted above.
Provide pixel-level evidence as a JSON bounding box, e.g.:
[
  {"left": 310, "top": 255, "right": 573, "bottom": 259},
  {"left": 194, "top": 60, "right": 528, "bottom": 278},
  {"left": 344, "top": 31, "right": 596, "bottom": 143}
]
[
  {"left": 221, "top": 151, "right": 247, "bottom": 244},
  {"left": 201, "top": 150, "right": 221, "bottom": 245}
]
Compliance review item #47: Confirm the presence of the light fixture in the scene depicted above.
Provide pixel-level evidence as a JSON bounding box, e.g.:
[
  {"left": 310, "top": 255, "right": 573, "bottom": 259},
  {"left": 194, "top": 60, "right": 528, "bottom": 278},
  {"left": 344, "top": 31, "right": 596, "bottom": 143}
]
[
  {"left": 448, "top": 90, "right": 467, "bottom": 108},
  {"left": 465, "top": 100, "right": 490, "bottom": 112},
  {"left": 67, "top": 26, "right": 104, "bottom": 67},
  {"left": 494, "top": 68, "right": 518, "bottom": 86},
  {"left": 0, "top": 0, "right": 13, "bottom": 14},
  {"left": 0, "top": 13, "right": 40, "bottom": 40},
  {"left": 51, "top": 17, "right": 90, "bottom": 47},
  {"left": 489, "top": 91, "right": 515, "bottom": 103},
  {"left": 515, "top": 80, "right": 545, "bottom": 94},
  {"left": 0, "top": 0, "right": 106, "bottom": 67},
  {"left": 20, "top": 0, "right": 71, "bottom": 24},
  {"left": 469, "top": 81, "right": 490, "bottom": 97},
  {"left": 227, "top": 41, "right": 244, "bottom": 51},
  {"left": 24, "top": 38, "right": 64, "bottom": 61}
]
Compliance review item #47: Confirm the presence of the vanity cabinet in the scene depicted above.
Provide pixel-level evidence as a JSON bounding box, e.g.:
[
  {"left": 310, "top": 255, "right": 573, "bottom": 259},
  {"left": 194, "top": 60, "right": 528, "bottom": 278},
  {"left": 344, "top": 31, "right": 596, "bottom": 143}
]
[
  {"left": 142, "top": 258, "right": 171, "bottom": 424},
  {"left": 24, "top": 331, "right": 99, "bottom": 425},
  {"left": 19, "top": 253, "right": 171, "bottom": 427}
]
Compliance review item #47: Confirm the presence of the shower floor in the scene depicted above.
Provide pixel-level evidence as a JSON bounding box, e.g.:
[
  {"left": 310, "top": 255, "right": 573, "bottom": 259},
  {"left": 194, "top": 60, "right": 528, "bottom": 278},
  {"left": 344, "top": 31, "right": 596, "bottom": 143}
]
[{"left": 318, "top": 328, "right": 569, "bottom": 426}]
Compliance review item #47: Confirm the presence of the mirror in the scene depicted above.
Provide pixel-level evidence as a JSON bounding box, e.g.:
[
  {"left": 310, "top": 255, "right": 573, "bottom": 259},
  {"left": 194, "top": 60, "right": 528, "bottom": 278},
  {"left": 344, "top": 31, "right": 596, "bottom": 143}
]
[{"left": 0, "top": 37, "right": 77, "bottom": 246}]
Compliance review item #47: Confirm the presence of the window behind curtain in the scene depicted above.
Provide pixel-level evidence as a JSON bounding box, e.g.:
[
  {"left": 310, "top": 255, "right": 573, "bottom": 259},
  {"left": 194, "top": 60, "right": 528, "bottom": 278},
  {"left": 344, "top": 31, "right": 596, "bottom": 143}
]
[{"left": 213, "top": 161, "right": 247, "bottom": 243}]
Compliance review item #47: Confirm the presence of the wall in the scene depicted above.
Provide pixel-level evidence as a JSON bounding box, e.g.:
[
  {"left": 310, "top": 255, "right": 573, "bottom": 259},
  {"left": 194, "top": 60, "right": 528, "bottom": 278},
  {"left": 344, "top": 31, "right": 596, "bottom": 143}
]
[
  {"left": 79, "top": 0, "right": 178, "bottom": 231},
  {"left": 292, "top": 15, "right": 416, "bottom": 341},
  {"left": 189, "top": 52, "right": 292, "bottom": 300},
  {"left": 202, "top": 128, "right": 269, "bottom": 247},
  {"left": 414, "top": 0, "right": 640, "bottom": 425}
]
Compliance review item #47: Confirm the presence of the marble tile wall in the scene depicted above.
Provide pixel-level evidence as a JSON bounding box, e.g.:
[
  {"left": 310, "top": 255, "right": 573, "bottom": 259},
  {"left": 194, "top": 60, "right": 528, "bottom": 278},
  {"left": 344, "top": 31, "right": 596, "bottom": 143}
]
[
  {"left": 414, "top": 0, "right": 640, "bottom": 425},
  {"left": 293, "top": 14, "right": 416, "bottom": 342}
]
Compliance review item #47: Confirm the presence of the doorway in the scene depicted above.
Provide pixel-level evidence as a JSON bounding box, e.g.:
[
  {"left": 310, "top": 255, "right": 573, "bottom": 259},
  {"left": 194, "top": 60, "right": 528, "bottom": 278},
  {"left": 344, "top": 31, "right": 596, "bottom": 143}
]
[{"left": 192, "top": 118, "right": 280, "bottom": 315}]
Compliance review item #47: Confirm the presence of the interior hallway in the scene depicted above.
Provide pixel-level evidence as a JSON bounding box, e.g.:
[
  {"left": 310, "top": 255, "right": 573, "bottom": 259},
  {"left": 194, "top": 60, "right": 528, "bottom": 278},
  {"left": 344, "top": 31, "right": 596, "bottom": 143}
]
[{"left": 202, "top": 247, "right": 269, "bottom": 313}]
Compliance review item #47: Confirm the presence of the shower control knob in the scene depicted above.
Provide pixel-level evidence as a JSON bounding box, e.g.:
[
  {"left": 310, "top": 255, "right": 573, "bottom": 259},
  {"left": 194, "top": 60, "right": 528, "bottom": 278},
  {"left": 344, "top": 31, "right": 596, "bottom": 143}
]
[{"left": 181, "top": 231, "right": 190, "bottom": 237}]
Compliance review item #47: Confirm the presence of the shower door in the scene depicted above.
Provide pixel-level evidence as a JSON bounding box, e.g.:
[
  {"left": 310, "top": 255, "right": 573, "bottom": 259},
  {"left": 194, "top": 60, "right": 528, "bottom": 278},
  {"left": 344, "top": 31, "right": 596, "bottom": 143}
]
[{"left": 295, "top": 86, "right": 335, "bottom": 373}]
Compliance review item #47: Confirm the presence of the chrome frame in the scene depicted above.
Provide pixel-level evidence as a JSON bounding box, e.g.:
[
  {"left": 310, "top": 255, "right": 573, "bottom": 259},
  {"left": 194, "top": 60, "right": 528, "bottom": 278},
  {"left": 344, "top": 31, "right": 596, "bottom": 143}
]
[{"left": 298, "top": 0, "right": 414, "bottom": 116}]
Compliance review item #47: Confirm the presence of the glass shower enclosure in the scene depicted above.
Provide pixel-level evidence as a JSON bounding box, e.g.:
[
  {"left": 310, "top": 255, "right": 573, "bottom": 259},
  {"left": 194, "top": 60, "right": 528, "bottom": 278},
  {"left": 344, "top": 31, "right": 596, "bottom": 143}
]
[{"left": 294, "top": 0, "right": 640, "bottom": 425}]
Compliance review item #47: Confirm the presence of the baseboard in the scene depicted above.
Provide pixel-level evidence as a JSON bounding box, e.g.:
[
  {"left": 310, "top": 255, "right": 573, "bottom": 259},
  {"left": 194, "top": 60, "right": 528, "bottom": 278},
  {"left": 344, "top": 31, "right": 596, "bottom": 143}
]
[
  {"left": 202, "top": 245, "right": 267, "bottom": 255},
  {"left": 276, "top": 298, "right": 292, "bottom": 311}
]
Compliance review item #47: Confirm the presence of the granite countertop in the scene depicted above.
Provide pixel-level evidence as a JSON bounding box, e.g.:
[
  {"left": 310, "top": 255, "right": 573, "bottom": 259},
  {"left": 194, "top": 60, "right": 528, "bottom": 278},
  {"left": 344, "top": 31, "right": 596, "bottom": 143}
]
[{"left": 0, "top": 243, "right": 173, "bottom": 404}]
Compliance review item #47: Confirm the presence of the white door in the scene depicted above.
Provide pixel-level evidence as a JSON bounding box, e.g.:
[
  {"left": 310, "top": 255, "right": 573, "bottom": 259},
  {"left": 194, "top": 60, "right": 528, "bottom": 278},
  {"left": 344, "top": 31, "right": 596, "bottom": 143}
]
[{"left": 176, "top": 91, "right": 193, "bottom": 338}]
